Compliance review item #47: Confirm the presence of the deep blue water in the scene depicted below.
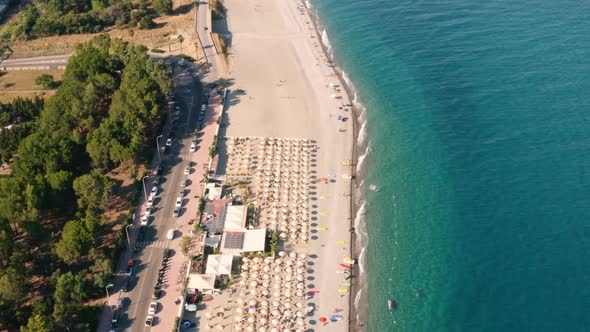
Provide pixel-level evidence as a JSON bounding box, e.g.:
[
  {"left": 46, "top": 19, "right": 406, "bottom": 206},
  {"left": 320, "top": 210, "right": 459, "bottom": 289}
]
[{"left": 311, "top": 0, "right": 590, "bottom": 330}]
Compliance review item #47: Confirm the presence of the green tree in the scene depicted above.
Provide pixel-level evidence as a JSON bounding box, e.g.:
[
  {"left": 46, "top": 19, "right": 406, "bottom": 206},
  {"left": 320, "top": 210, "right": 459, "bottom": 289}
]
[
  {"left": 55, "top": 219, "right": 94, "bottom": 264},
  {"left": 20, "top": 313, "right": 51, "bottom": 332},
  {"left": 153, "top": 0, "right": 173, "bottom": 15},
  {"left": 52, "top": 271, "right": 88, "bottom": 329},
  {"left": 72, "top": 171, "right": 111, "bottom": 212},
  {"left": 0, "top": 268, "right": 26, "bottom": 303},
  {"left": 139, "top": 15, "right": 154, "bottom": 29},
  {"left": 34, "top": 74, "right": 56, "bottom": 89}
]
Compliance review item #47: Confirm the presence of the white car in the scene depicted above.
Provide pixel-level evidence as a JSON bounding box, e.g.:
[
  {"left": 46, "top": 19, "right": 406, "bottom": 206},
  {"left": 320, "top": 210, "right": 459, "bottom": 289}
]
[
  {"left": 148, "top": 301, "right": 158, "bottom": 315},
  {"left": 166, "top": 138, "right": 172, "bottom": 146},
  {"left": 141, "top": 215, "right": 148, "bottom": 226},
  {"left": 167, "top": 229, "right": 175, "bottom": 240},
  {"left": 175, "top": 197, "right": 182, "bottom": 208},
  {"left": 145, "top": 315, "right": 154, "bottom": 327},
  {"left": 190, "top": 143, "right": 196, "bottom": 152},
  {"left": 173, "top": 207, "right": 180, "bottom": 217},
  {"left": 181, "top": 179, "right": 187, "bottom": 187},
  {"left": 151, "top": 186, "right": 158, "bottom": 195},
  {"left": 145, "top": 206, "right": 152, "bottom": 216},
  {"left": 147, "top": 195, "right": 154, "bottom": 208},
  {"left": 184, "top": 166, "right": 190, "bottom": 175},
  {"left": 201, "top": 104, "right": 207, "bottom": 111}
]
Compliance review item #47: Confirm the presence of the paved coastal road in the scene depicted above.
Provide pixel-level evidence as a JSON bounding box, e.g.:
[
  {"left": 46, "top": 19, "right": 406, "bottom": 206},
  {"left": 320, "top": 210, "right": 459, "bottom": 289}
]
[
  {"left": 0, "top": 54, "right": 70, "bottom": 68},
  {"left": 97, "top": 63, "right": 204, "bottom": 332}
]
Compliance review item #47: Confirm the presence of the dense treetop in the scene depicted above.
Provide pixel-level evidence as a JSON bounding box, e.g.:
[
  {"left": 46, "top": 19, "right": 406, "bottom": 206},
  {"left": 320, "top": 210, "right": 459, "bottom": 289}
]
[{"left": 0, "top": 35, "right": 172, "bottom": 330}]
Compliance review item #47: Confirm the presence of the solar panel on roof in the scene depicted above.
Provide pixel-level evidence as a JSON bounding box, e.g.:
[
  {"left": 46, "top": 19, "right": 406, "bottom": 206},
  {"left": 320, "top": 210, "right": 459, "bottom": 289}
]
[{"left": 224, "top": 232, "right": 245, "bottom": 249}]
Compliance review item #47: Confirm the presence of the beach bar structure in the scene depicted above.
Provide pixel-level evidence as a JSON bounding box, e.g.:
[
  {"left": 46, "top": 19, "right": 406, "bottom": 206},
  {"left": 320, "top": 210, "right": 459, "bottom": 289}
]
[
  {"left": 205, "top": 254, "right": 233, "bottom": 275},
  {"left": 186, "top": 273, "right": 217, "bottom": 294},
  {"left": 220, "top": 228, "right": 266, "bottom": 254}
]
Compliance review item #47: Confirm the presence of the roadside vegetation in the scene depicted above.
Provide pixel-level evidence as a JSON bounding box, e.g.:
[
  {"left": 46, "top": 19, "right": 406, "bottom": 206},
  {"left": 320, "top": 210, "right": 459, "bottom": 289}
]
[
  {"left": 0, "top": 0, "right": 173, "bottom": 44},
  {"left": 0, "top": 34, "right": 172, "bottom": 331}
]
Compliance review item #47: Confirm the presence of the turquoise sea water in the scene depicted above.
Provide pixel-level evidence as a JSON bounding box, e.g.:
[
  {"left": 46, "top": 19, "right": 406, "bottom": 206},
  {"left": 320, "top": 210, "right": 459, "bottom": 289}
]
[{"left": 311, "top": 0, "right": 590, "bottom": 330}]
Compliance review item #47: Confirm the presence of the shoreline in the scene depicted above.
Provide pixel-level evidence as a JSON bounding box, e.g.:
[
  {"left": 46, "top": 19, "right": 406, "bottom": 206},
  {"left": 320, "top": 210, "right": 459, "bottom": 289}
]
[{"left": 302, "top": 2, "right": 370, "bottom": 330}]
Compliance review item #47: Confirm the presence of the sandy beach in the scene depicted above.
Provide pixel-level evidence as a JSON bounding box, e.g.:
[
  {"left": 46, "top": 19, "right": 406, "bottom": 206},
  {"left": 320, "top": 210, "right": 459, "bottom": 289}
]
[{"left": 220, "top": 0, "right": 356, "bottom": 330}]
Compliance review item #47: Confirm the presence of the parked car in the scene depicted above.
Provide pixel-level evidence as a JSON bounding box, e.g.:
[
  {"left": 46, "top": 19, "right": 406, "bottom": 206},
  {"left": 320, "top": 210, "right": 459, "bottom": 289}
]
[
  {"left": 201, "top": 104, "right": 207, "bottom": 111},
  {"left": 151, "top": 186, "right": 158, "bottom": 195},
  {"left": 184, "top": 166, "right": 190, "bottom": 175},
  {"left": 179, "top": 189, "right": 185, "bottom": 198},
  {"left": 145, "top": 316, "right": 154, "bottom": 327},
  {"left": 190, "top": 143, "right": 196, "bottom": 152},
  {"left": 164, "top": 249, "right": 172, "bottom": 258},
  {"left": 141, "top": 215, "right": 148, "bottom": 226},
  {"left": 148, "top": 301, "right": 158, "bottom": 315},
  {"left": 152, "top": 289, "right": 161, "bottom": 300},
  {"left": 147, "top": 194, "right": 154, "bottom": 207},
  {"left": 122, "top": 277, "right": 130, "bottom": 292},
  {"left": 111, "top": 311, "right": 119, "bottom": 328},
  {"left": 173, "top": 207, "right": 180, "bottom": 217},
  {"left": 166, "top": 138, "right": 172, "bottom": 146},
  {"left": 167, "top": 229, "right": 175, "bottom": 240},
  {"left": 181, "top": 179, "right": 187, "bottom": 187},
  {"left": 145, "top": 206, "right": 152, "bottom": 216},
  {"left": 175, "top": 197, "right": 182, "bottom": 208},
  {"left": 125, "top": 266, "right": 133, "bottom": 277}
]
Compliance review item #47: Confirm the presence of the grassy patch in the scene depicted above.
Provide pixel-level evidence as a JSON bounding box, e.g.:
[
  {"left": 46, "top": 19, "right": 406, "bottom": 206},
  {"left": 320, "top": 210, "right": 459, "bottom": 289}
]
[
  {"left": 151, "top": 48, "right": 165, "bottom": 53},
  {"left": 0, "top": 69, "right": 64, "bottom": 91}
]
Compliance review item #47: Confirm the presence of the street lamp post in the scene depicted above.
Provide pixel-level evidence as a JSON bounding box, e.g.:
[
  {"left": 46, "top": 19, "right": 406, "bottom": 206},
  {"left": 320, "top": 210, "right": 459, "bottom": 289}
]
[
  {"left": 125, "top": 224, "right": 132, "bottom": 248},
  {"left": 142, "top": 176, "right": 149, "bottom": 202},
  {"left": 156, "top": 135, "right": 163, "bottom": 161},
  {"left": 106, "top": 283, "right": 113, "bottom": 305}
]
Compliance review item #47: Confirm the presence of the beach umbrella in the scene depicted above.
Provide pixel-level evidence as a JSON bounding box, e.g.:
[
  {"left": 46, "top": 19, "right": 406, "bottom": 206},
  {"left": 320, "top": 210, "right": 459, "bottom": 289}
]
[
  {"left": 216, "top": 325, "right": 224, "bottom": 331},
  {"left": 261, "top": 308, "right": 269, "bottom": 315},
  {"left": 289, "top": 252, "right": 297, "bottom": 258},
  {"left": 274, "top": 274, "right": 281, "bottom": 281},
  {"left": 271, "top": 318, "right": 280, "bottom": 326},
  {"left": 297, "top": 318, "right": 305, "bottom": 326},
  {"left": 283, "top": 302, "right": 292, "bottom": 309},
  {"left": 296, "top": 302, "right": 303, "bottom": 308},
  {"left": 242, "top": 257, "right": 251, "bottom": 263},
  {"left": 205, "top": 312, "right": 213, "bottom": 319},
  {"left": 238, "top": 298, "right": 245, "bottom": 305},
  {"left": 319, "top": 317, "right": 328, "bottom": 324},
  {"left": 249, "top": 299, "right": 258, "bottom": 306},
  {"left": 251, "top": 288, "right": 258, "bottom": 296},
  {"left": 273, "top": 291, "right": 281, "bottom": 298},
  {"left": 250, "top": 281, "right": 258, "bottom": 287},
  {"left": 263, "top": 266, "right": 271, "bottom": 272},
  {"left": 253, "top": 257, "right": 262, "bottom": 264},
  {"left": 296, "top": 311, "right": 304, "bottom": 318},
  {"left": 236, "top": 308, "right": 244, "bottom": 314},
  {"left": 262, "top": 289, "right": 270, "bottom": 297},
  {"left": 248, "top": 316, "right": 255, "bottom": 323},
  {"left": 272, "top": 310, "right": 280, "bottom": 317},
  {"left": 262, "top": 281, "right": 270, "bottom": 288},
  {"left": 284, "top": 310, "right": 292, "bottom": 317},
  {"left": 248, "top": 308, "right": 256, "bottom": 315},
  {"left": 274, "top": 267, "right": 281, "bottom": 273},
  {"left": 296, "top": 275, "right": 304, "bottom": 282},
  {"left": 239, "top": 280, "right": 247, "bottom": 287},
  {"left": 296, "top": 290, "right": 304, "bottom": 297},
  {"left": 261, "top": 300, "right": 269, "bottom": 307},
  {"left": 297, "top": 283, "right": 305, "bottom": 290},
  {"left": 235, "top": 316, "right": 243, "bottom": 322},
  {"left": 272, "top": 301, "right": 280, "bottom": 308},
  {"left": 234, "top": 323, "right": 242, "bottom": 330},
  {"left": 259, "top": 328, "right": 267, "bottom": 332},
  {"left": 271, "top": 329, "right": 279, "bottom": 332}
]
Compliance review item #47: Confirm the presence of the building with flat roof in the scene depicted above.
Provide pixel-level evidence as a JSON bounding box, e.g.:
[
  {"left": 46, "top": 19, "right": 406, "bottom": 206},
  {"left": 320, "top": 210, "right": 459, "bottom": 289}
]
[{"left": 220, "top": 228, "right": 266, "bottom": 254}]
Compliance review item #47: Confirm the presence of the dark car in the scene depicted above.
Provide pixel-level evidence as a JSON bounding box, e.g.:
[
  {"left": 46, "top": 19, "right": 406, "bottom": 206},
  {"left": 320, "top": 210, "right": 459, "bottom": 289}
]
[
  {"left": 197, "top": 115, "right": 204, "bottom": 123},
  {"left": 157, "top": 165, "right": 164, "bottom": 175},
  {"left": 153, "top": 289, "right": 161, "bottom": 300},
  {"left": 111, "top": 311, "right": 119, "bottom": 328},
  {"left": 164, "top": 249, "right": 172, "bottom": 259},
  {"left": 208, "top": 83, "right": 217, "bottom": 89},
  {"left": 122, "top": 277, "right": 130, "bottom": 292}
]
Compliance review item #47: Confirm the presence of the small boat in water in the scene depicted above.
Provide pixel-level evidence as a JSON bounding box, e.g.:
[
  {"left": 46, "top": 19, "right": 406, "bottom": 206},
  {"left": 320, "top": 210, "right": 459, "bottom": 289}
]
[
  {"left": 369, "top": 184, "right": 378, "bottom": 191},
  {"left": 387, "top": 299, "right": 393, "bottom": 311}
]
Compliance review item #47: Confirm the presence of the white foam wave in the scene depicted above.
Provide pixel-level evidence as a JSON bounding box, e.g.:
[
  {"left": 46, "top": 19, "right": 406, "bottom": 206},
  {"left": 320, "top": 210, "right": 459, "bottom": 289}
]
[
  {"left": 321, "top": 29, "right": 333, "bottom": 57},
  {"left": 305, "top": 0, "right": 312, "bottom": 9},
  {"left": 357, "top": 119, "right": 367, "bottom": 146},
  {"left": 356, "top": 143, "right": 370, "bottom": 173}
]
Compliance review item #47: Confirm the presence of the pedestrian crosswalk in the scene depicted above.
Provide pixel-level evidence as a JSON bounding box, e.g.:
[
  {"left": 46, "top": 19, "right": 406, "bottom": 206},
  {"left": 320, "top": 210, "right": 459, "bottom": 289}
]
[
  {"left": 162, "top": 154, "right": 192, "bottom": 162},
  {"left": 136, "top": 240, "right": 170, "bottom": 249}
]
